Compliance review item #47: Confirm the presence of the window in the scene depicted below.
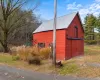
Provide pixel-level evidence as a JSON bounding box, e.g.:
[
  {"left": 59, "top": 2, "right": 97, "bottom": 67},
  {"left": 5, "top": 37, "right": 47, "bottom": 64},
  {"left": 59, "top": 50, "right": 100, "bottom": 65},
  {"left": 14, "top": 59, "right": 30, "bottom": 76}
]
[
  {"left": 74, "top": 26, "right": 78, "bottom": 38},
  {"left": 38, "top": 43, "right": 45, "bottom": 48}
]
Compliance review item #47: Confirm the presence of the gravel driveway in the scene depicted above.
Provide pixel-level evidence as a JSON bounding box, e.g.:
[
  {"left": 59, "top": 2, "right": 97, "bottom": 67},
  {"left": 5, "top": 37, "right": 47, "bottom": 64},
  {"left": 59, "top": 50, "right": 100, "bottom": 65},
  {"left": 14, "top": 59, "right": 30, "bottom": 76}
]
[{"left": 0, "top": 64, "right": 100, "bottom": 80}]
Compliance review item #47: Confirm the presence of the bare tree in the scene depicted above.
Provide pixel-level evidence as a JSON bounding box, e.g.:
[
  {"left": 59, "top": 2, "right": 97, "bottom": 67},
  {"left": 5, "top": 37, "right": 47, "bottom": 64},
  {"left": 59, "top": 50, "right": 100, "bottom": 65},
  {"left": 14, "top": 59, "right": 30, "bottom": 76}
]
[
  {"left": 0, "top": 0, "right": 38, "bottom": 52},
  {"left": 7, "top": 10, "right": 41, "bottom": 45}
]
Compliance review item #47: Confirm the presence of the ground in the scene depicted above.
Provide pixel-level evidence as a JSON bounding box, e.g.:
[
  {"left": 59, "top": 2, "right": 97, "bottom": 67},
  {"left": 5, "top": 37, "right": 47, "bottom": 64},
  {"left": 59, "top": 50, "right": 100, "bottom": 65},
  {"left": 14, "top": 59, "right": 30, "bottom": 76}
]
[
  {"left": 0, "top": 45, "right": 100, "bottom": 79},
  {"left": 0, "top": 64, "right": 99, "bottom": 80}
]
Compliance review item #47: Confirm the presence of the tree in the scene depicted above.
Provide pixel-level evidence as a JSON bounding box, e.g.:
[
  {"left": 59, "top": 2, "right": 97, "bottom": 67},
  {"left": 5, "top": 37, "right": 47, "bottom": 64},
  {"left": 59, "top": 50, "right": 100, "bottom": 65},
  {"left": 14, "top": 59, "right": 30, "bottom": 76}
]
[
  {"left": 96, "top": 14, "right": 100, "bottom": 33},
  {"left": 7, "top": 10, "right": 41, "bottom": 45},
  {"left": 95, "top": 14, "right": 100, "bottom": 44},
  {"left": 84, "top": 14, "right": 96, "bottom": 40},
  {"left": 0, "top": 0, "right": 39, "bottom": 52}
]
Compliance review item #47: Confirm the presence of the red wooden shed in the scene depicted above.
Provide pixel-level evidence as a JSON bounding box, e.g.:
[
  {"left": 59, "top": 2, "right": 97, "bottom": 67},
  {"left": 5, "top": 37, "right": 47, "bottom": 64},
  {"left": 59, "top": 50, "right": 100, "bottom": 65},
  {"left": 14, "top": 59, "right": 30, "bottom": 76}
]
[{"left": 33, "top": 12, "right": 84, "bottom": 60}]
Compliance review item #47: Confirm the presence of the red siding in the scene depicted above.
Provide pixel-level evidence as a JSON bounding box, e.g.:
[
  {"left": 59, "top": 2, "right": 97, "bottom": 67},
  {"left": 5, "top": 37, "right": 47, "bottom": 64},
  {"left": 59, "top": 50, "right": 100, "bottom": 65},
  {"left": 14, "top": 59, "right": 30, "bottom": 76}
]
[
  {"left": 33, "top": 13, "right": 84, "bottom": 60},
  {"left": 33, "top": 30, "right": 66, "bottom": 60},
  {"left": 66, "top": 13, "right": 84, "bottom": 59}
]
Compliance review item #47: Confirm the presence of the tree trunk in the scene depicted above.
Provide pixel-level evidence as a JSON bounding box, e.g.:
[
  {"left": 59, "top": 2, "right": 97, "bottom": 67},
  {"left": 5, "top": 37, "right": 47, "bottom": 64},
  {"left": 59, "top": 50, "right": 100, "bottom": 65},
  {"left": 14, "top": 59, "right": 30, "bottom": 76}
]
[
  {"left": 3, "top": 44, "right": 8, "bottom": 53},
  {"left": 97, "top": 33, "right": 100, "bottom": 45},
  {"left": 93, "top": 28, "right": 95, "bottom": 40},
  {"left": 3, "top": 31, "right": 9, "bottom": 53}
]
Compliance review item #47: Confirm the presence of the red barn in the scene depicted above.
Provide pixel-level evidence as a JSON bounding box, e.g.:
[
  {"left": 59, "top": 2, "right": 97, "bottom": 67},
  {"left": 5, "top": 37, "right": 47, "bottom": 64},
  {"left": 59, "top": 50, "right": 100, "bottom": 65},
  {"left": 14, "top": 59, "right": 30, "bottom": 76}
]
[{"left": 33, "top": 12, "right": 84, "bottom": 60}]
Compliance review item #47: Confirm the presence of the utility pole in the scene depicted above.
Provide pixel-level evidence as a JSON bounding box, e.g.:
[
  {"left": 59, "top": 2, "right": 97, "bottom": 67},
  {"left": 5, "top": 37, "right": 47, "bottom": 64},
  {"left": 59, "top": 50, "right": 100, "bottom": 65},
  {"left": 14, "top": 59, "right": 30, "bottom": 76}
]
[{"left": 53, "top": 0, "right": 57, "bottom": 66}]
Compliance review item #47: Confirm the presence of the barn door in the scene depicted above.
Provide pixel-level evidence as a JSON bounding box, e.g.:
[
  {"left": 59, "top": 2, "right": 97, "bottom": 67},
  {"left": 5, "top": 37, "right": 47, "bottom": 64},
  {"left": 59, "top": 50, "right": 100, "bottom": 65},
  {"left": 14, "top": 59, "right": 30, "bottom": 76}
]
[
  {"left": 78, "top": 40, "right": 84, "bottom": 55},
  {"left": 71, "top": 40, "right": 78, "bottom": 57},
  {"left": 66, "top": 39, "right": 80, "bottom": 59},
  {"left": 66, "top": 40, "right": 72, "bottom": 59}
]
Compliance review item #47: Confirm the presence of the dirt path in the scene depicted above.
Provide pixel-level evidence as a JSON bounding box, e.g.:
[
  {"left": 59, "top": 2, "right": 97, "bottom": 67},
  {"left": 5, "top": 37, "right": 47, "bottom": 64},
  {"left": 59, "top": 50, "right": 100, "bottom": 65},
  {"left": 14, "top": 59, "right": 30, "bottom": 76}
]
[{"left": 86, "top": 62, "right": 100, "bottom": 68}]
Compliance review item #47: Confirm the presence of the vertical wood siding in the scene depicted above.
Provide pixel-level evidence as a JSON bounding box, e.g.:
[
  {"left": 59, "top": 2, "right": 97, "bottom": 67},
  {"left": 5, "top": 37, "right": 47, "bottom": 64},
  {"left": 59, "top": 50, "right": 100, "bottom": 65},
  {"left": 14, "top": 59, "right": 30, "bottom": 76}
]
[
  {"left": 33, "top": 30, "right": 66, "bottom": 60},
  {"left": 33, "top": 13, "right": 84, "bottom": 60},
  {"left": 66, "top": 13, "right": 84, "bottom": 59}
]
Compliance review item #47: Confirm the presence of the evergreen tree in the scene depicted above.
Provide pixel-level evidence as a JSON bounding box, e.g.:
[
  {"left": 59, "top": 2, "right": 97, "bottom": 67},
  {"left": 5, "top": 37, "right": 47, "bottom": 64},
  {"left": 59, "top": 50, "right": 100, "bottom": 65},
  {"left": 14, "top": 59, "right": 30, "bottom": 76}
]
[
  {"left": 84, "top": 14, "right": 96, "bottom": 40},
  {"left": 96, "top": 14, "right": 100, "bottom": 44}
]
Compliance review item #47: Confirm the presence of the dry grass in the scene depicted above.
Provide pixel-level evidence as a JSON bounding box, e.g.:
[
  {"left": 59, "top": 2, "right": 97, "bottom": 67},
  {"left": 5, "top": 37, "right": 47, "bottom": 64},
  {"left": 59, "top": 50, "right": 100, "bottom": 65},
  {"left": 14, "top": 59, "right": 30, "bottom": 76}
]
[
  {"left": 60, "top": 56, "right": 100, "bottom": 78},
  {"left": 40, "top": 47, "right": 51, "bottom": 59},
  {"left": 78, "top": 67, "right": 100, "bottom": 78},
  {"left": 0, "top": 45, "right": 100, "bottom": 78},
  {"left": 10, "top": 46, "right": 51, "bottom": 60},
  {"left": 57, "top": 45, "right": 100, "bottom": 77},
  {"left": 84, "top": 45, "right": 100, "bottom": 55},
  {"left": 0, "top": 53, "right": 54, "bottom": 73},
  {"left": 17, "top": 46, "right": 40, "bottom": 61},
  {"left": 84, "top": 45, "right": 100, "bottom": 63},
  {"left": 62, "top": 45, "right": 100, "bottom": 78}
]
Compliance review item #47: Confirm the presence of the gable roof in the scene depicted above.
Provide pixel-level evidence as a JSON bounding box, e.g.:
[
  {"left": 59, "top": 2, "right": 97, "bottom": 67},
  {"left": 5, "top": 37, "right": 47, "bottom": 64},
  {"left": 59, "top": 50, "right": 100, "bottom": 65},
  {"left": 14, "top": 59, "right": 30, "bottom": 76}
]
[{"left": 33, "top": 12, "right": 78, "bottom": 33}]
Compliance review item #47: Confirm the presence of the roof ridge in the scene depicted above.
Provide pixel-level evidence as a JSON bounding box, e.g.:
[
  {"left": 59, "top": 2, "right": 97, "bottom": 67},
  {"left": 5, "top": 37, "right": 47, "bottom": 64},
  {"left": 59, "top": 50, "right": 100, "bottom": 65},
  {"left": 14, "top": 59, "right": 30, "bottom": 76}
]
[{"left": 43, "top": 12, "right": 78, "bottom": 23}]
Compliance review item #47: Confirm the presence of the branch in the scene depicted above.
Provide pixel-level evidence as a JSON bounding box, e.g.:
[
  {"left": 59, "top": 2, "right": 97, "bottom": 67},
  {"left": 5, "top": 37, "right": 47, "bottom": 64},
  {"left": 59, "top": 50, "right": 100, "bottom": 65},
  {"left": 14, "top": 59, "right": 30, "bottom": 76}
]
[
  {"left": 8, "top": 14, "right": 26, "bottom": 34},
  {"left": 8, "top": 23, "right": 26, "bottom": 40},
  {"left": 6, "top": 0, "right": 12, "bottom": 16},
  {"left": 8, "top": 0, "right": 27, "bottom": 17},
  {"left": 1, "top": 0, "right": 6, "bottom": 20},
  {"left": 0, "top": 39, "right": 4, "bottom": 47},
  {"left": 10, "top": 0, "right": 21, "bottom": 10},
  {"left": 0, "top": 20, "right": 5, "bottom": 30},
  {"left": 31, "top": 1, "right": 40, "bottom": 11}
]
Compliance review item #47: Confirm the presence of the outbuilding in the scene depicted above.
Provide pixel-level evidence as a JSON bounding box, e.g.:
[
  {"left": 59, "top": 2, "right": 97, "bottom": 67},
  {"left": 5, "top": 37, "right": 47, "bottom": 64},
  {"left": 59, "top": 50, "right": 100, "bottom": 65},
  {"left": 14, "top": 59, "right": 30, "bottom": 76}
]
[{"left": 33, "top": 12, "right": 84, "bottom": 60}]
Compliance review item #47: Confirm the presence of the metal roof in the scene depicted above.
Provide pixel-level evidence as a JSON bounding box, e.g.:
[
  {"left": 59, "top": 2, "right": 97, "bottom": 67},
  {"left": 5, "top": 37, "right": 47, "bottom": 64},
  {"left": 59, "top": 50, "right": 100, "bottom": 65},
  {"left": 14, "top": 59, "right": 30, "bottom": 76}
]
[{"left": 33, "top": 12, "right": 78, "bottom": 33}]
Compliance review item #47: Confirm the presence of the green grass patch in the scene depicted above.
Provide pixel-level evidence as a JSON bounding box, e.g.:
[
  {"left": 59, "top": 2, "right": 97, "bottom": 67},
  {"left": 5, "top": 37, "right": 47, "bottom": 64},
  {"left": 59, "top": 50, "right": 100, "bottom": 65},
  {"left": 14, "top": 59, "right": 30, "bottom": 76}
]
[
  {"left": 58, "top": 63, "right": 79, "bottom": 75},
  {"left": 0, "top": 54, "right": 13, "bottom": 63},
  {"left": 0, "top": 54, "right": 20, "bottom": 65}
]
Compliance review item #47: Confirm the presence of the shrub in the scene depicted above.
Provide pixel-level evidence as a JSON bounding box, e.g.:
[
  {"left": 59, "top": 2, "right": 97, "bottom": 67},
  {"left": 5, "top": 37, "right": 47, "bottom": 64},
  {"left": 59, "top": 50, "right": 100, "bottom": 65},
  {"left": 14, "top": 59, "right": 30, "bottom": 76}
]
[
  {"left": 40, "top": 47, "right": 51, "bottom": 59},
  {"left": 10, "top": 46, "right": 25, "bottom": 55},
  {"left": 27, "top": 54, "right": 41, "bottom": 65},
  {"left": 11, "top": 46, "right": 52, "bottom": 64},
  {"left": 85, "top": 40, "right": 97, "bottom": 45},
  {"left": 17, "top": 47, "right": 28, "bottom": 61},
  {"left": 16, "top": 46, "right": 40, "bottom": 61},
  {"left": 30, "top": 46, "right": 40, "bottom": 57}
]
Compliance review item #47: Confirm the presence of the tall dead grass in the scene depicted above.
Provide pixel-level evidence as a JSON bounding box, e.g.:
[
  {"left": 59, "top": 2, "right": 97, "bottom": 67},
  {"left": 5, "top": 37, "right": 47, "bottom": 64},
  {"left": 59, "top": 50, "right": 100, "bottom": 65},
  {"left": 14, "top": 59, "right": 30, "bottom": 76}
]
[
  {"left": 10, "top": 46, "right": 52, "bottom": 61},
  {"left": 40, "top": 47, "right": 52, "bottom": 59}
]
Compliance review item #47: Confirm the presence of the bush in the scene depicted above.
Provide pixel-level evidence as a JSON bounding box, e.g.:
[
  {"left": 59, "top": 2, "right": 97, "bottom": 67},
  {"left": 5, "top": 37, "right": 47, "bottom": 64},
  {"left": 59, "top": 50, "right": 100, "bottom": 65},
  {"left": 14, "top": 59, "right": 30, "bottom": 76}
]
[
  {"left": 40, "top": 47, "right": 51, "bottom": 59},
  {"left": 27, "top": 55, "right": 41, "bottom": 65},
  {"left": 30, "top": 46, "right": 40, "bottom": 57},
  {"left": 17, "top": 48, "right": 28, "bottom": 61},
  {"left": 17, "top": 46, "right": 40, "bottom": 61},
  {"left": 15, "top": 46, "right": 41, "bottom": 65},
  {"left": 10, "top": 46, "right": 52, "bottom": 64},
  {"left": 85, "top": 40, "right": 97, "bottom": 45}
]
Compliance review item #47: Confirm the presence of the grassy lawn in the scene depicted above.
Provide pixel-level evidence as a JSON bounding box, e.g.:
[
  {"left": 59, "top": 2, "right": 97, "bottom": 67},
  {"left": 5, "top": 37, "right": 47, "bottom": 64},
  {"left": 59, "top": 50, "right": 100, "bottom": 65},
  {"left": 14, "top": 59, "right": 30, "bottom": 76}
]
[
  {"left": 0, "top": 54, "right": 13, "bottom": 63},
  {"left": 84, "top": 45, "right": 100, "bottom": 63},
  {"left": 0, "top": 45, "right": 100, "bottom": 78},
  {"left": 0, "top": 53, "right": 54, "bottom": 73}
]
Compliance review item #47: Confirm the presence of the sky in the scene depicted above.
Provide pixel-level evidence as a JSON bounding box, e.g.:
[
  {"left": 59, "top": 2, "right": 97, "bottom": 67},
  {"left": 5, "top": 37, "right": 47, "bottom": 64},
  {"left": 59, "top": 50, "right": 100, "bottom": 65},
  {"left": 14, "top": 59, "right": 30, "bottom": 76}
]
[{"left": 25, "top": 0, "right": 100, "bottom": 23}]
